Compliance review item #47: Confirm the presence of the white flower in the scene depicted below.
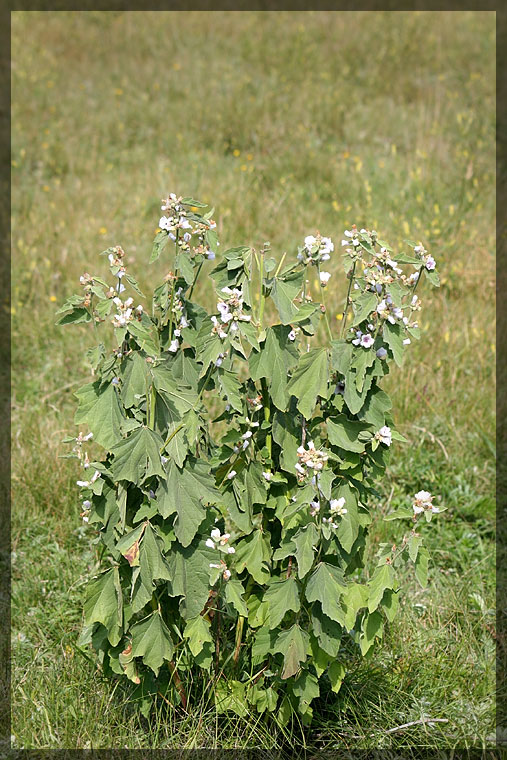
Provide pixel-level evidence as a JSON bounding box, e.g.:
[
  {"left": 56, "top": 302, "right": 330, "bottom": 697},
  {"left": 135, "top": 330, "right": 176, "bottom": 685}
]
[
  {"left": 242, "top": 431, "right": 253, "bottom": 439},
  {"left": 321, "top": 236, "right": 334, "bottom": 255},
  {"left": 210, "top": 528, "right": 221, "bottom": 542},
  {"left": 124, "top": 297, "right": 133, "bottom": 308},
  {"left": 295, "top": 463, "right": 305, "bottom": 475},
  {"left": 425, "top": 256, "right": 436, "bottom": 271},
  {"left": 319, "top": 271, "right": 331, "bottom": 285},
  {"left": 159, "top": 216, "right": 173, "bottom": 231},
  {"left": 309, "top": 500, "right": 320, "bottom": 516},
  {"left": 330, "top": 497, "right": 347, "bottom": 516},
  {"left": 205, "top": 538, "right": 216, "bottom": 549},
  {"left": 227, "top": 470, "right": 236, "bottom": 480},
  {"left": 227, "top": 547, "right": 235, "bottom": 554},
  {"left": 179, "top": 217, "right": 192, "bottom": 229},
  {"left": 209, "top": 562, "right": 221, "bottom": 568},
  {"left": 206, "top": 250, "right": 216, "bottom": 260},
  {"left": 376, "top": 426, "right": 392, "bottom": 446},
  {"left": 76, "top": 480, "right": 89, "bottom": 488},
  {"left": 83, "top": 432, "right": 93, "bottom": 441},
  {"left": 168, "top": 339, "right": 179, "bottom": 353},
  {"left": 82, "top": 500, "right": 92, "bottom": 509},
  {"left": 90, "top": 470, "right": 101, "bottom": 483},
  {"left": 223, "top": 568, "right": 232, "bottom": 581},
  {"left": 262, "top": 471, "right": 272, "bottom": 481},
  {"left": 288, "top": 330, "right": 296, "bottom": 341},
  {"left": 360, "top": 333, "right": 374, "bottom": 348},
  {"left": 112, "top": 377, "right": 120, "bottom": 386},
  {"left": 412, "top": 490, "right": 435, "bottom": 514},
  {"left": 403, "top": 338, "right": 411, "bottom": 345},
  {"left": 304, "top": 235, "right": 317, "bottom": 251}
]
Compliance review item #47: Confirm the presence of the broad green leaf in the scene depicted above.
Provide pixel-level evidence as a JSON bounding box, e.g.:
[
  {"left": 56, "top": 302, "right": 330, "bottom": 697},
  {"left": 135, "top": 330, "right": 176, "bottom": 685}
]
[
  {"left": 139, "top": 523, "right": 172, "bottom": 585},
  {"left": 343, "top": 368, "right": 374, "bottom": 414},
  {"left": 383, "top": 321, "right": 404, "bottom": 367},
  {"left": 331, "top": 339, "right": 353, "bottom": 375},
  {"left": 334, "top": 482, "right": 359, "bottom": 554},
  {"left": 251, "top": 626, "right": 277, "bottom": 665},
  {"left": 116, "top": 523, "right": 146, "bottom": 566},
  {"left": 359, "top": 610, "right": 383, "bottom": 655},
  {"left": 327, "top": 414, "right": 370, "bottom": 453},
  {"left": 328, "top": 661, "right": 346, "bottom": 693},
  {"left": 215, "top": 680, "right": 248, "bottom": 717},
  {"left": 270, "top": 269, "right": 305, "bottom": 324},
  {"left": 127, "top": 318, "right": 160, "bottom": 357},
  {"left": 408, "top": 534, "right": 423, "bottom": 563},
  {"left": 273, "top": 623, "right": 309, "bottom": 679},
  {"left": 311, "top": 602, "right": 342, "bottom": 657},
  {"left": 305, "top": 562, "right": 347, "bottom": 624},
  {"left": 156, "top": 458, "right": 220, "bottom": 547},
  {"left": 130, "top": 611, "right": 174, "bottom": 675},
  {"left": 367, "top": 563, "right": 395, "bottom": 613},
  {"left": 74, "top": 381, "right": 125, "bottom": 450},
  {"left": 151, "top": 365, "right": 198, "bottom": 411},
  {"left": 110, "top": 427, "right": 165, "bottom": 485},
  {"left": 342, "top": 583, "right": 369, "bottom": 630},
  {"left": 292, "top": 669, "right": 319, "bottom": 714},
  {"left": 265, "top": 576, "right": 300, "bottom": 629},
  {"left": 381, "top": 588, "right": 399, "bottom": 622},
  {"left": 292, "top": 523, "right": 319, "bottom": 579},
  {"left": 195, "top": 319, "right": 225, "bottom": 376},
  {"left": 272, "top": 408, "right": 300, "bottom": 474},
  {"left": 216, "top": 368, "right": 243, "bottom": 413},
  {"left": 150, "top": 230, "right": 169, "bottom": 262},
  {"left": 357, "top": 386, "right": 392, "bottom": 428},
  {"left": 249, "top": 325, "right": 299, "bottom": 411},
  {"left": 183, "top": 615, "right": 213, "bottom": 657},
  {"left": 234, "top": 529, "right": 271, "bottom": 584},
  {"left": 56, "top": 306, "right": 92, "bottom": 325},
  {"left": 424, "top": 267, "right": 440, "bottom": 287},
  {"left": 351, "top": 292, "right": 378, "bottom": 327},
  {"left": 176, "top": 251, "right": 195, "bottom": 286},
  {"left": 120, "top": 353, "right": 149, "bottom": 409},
  {"left": 286, "top": 348, "right": 329, "bottom": 419},
  {"left": 166, "top": 539, "right": 215, "bottom": 620},
  {"left": 224, "top": 579, "right": 249, "bottom": 617},
  {"left": 83, "top": 568, "right": 122, "bottom": 646}
]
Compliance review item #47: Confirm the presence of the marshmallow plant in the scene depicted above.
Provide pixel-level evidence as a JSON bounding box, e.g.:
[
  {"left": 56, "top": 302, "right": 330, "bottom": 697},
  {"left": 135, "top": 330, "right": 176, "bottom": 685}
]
[{"left": 59, "top": 196, "right": 442, "bottom": 722}]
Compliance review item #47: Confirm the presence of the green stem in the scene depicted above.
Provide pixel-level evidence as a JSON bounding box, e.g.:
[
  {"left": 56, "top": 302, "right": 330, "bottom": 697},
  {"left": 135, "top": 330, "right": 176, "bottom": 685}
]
[
  {"left": 260, "top": 377, "right": 272, "bottom": 463},
  {"left": 188, "top": 260, "right": 203, "bottom": 300},
  {"left": 340, "top": 260, "right": 357, "bottom": 337},
  {"left": 317, "top": 263, "right": 333, "bottom": 343},
  {"left": 258, "top": 252, "right": 266, "bottom": 332}
]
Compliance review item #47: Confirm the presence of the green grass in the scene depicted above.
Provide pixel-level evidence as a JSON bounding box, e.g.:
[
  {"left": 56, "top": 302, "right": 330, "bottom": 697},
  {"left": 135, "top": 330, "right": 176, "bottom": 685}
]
[{"left": 11, "top": 10, "right": 496, "bottom": 752}]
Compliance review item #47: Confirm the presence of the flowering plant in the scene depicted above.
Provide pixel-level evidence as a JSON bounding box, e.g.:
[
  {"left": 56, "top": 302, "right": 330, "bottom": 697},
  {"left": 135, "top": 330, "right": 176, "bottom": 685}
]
[{"left": 59, "top": 194, "right": 442, "bottom": 722}]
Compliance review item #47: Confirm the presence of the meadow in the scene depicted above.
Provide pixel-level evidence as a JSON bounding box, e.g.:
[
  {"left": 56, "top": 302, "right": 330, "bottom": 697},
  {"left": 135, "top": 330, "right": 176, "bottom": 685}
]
[{"left": 10, "top": 10, "right": 496, "bottom": 754}]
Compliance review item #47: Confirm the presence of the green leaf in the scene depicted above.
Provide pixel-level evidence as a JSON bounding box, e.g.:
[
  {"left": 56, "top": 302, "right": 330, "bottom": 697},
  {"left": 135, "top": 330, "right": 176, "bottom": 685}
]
[
  {"left": 334, "top": 482, "right": 359, "bottom": 554},
  {"left": 249, "top": 325, "right": 299, "bottom": 411},
  {"left": 166, "top": 539, "right": 215, "bottom": 620},
  {"left": 183, "top": 615, "right": 213, "bottom": 657},
  {"left": 176, "top": 251, "right": 195, "bottom": 286},
  {"left": 234, "top": 529, "right": 271, "bottom": 584},
  {"left": 383, "top": 321, "right": 404, "bottom": 367},
  {"left": 156, "top": 458, "right": 220, "bottom": 547},
  {"left": 292, "top": 523, "right": 319, "bottom": 579},
  {"left": 305, "top": 562, "right": 347, "bottom": 624},
  {"left": 110, "top": 427, "right": 165, "bottom": 485},
  {"left": 408, "top": 534, "right": 423, "bottom": 563},
  {"left": 351, "top": 292, "right": 378, "bottom": 326},
  {"left": 359, "top": 610, "right": 383, "bottom": 655},
  {"left": 265, "top": 576, "right": 300, "bottom": 629},
  {"left": 381, "top": 588, "right": 400, "bottom": 623},
  {"left": 286, "top": 348, "right": 329, "bottom": 419},
  {"left": 150, "top": 230, "right": 169, "bottom": 262},
  {"left": 311, "top": 602, "right": 342, "bottom": 657},
  {"left": 367, "top": 563, "right": 395, "bottom": 613},
  {"left": 116, "top": 523, "right": 146, "bottom": 566},
  {"left": 215, "top": 680, "right": 248, "bottom": 717},
  {"left": 327, "top": 414, "right": 370, "bottom": 453},
  {"left": 83, "top": 568, "right": 122, "bottom": 646},
  {"left": 127, "top": 318, "right": 160, "bottom": 358},
  {"left": 341, "top": 583, "right": 369, "bottom": 630},
  {"left": 130, "top": 611, "right": 174, "bottom": 676},
  {"left": 56, "top": 306, "right": 91, "bottom": 325},
  {"left": 216, "top": 368, "right": 243, "bottom": 413},
  {"left": 357, "top": 386, "right": 392, "bottom": 428},
  {"left": 292, "top": 669, "right": 319, "bottom": 714},
  {"left": 424, "top": 268, "right": 440, "bottom": 287},
  {"left": 224, "top": 579, "right": 249, "bottom": 618},
  {"left": 120, "top": 353, "right": 149, "bottom": 409},
  {"left": 328, "top": 661, "right": 346, "bottom": 693},
  {"left": 139, "top": 523, "right": 172, "bottom": 585},
  {"left": 273, "top": 624, "right": 309, "bottom": 679},
  {"left": 270, "top": 270, "right": 305, "bottom": 324},
  {"left": 74, "top": 381, "right": 125, "bottom": 450},
  {"left": 331, "top": 339, "right": 353, "bottom": 375},
  {"left": 272, "top": 409, "right": 301, "bottom": 474},
  {"left": 195, "top": 318, "right": 225, "bottom": 376}
]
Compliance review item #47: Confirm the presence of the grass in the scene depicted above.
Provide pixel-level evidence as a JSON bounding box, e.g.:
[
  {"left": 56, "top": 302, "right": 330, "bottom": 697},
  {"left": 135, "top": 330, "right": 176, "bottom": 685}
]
[{"left": 11, "top": 9, "right": 496, "bottom": 753}]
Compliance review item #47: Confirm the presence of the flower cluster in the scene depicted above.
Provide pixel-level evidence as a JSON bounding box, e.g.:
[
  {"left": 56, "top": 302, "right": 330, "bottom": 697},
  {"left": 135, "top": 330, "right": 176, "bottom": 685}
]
[
  {"left": 295, "top": 441, "right": 329, "bottom": 481},
  {"left": 374, "top": 426, "right": 392, "bottom": 446},
  {"left": 205, "top": 528, "right": 235, "bottom": 554},
  {"left": 211, "top": 287, "right": 251, "bottom": 340},
  {"left": 414, "top": 244, "right": 436, "bottom": 271},
  {"left": 412, "top": 490, "right": 439, "bottom": 515},
  {"left": 298, "top": 233, "right": 334, "bottom": 265},
  {"left": 159, "top": 194, "right": 217, "bottom": 259},
  {"left": 111, "top": 296, "right": 143, "bottom": 328},
  {"left": 352, "top": 329, "right": 375, "bottom": 348}
]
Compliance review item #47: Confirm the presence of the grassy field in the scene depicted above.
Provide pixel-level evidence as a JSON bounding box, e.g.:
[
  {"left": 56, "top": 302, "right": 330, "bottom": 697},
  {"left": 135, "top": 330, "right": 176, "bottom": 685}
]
[{"left": 10, "top": 10, "right": 496, "bottom": 753}]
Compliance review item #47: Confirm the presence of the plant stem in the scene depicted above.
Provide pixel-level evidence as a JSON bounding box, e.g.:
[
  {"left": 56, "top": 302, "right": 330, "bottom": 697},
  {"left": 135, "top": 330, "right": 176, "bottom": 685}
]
[
  {"left": 317, "top": 263, "right": 333, "bottom": 343},
  {"left": 258, "top": 251, "right": 265, "bottom": 332},
  {"left": 188, "top": 260, "right": 203, "bottom": 300},
  {"left": 167, "top": 661, "right": 187, "bottom": 710},
  {"left": 260, "top": 377, "right": 272, "bottom": 462},
  {"left": 232, "top": 615, "right": 244, "bottom": 669},
  {"left": 340, "top": 260, "right": 357, "bottom": 337}
]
